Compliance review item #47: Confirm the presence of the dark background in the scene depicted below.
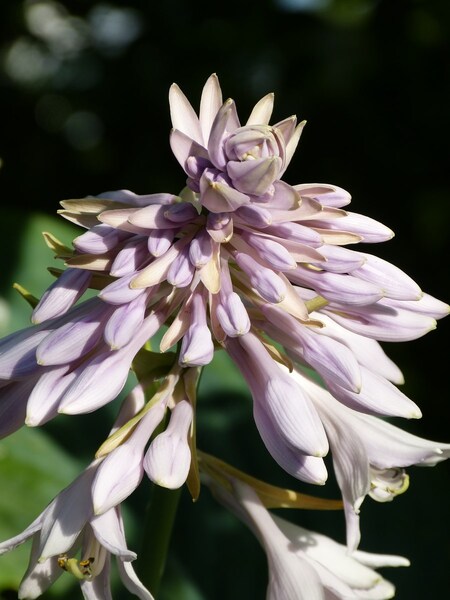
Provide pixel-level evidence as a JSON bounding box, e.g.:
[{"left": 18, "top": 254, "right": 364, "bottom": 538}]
[{"left": 0, "top": 0, "right": 449, "bottom": 598}]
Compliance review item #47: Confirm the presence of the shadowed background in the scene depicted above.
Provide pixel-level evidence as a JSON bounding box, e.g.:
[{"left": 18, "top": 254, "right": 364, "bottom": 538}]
[{"left": 0, "top": 0, "right": 449, "bottom": 598}]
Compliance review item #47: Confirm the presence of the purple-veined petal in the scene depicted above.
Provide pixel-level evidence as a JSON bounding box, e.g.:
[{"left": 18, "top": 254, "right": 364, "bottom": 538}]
[
  {"left": 308, "top": 212, "right": 394, "bottom": 243},
  {"left": 327, "top": 366, "right": 421, "bottom": 419},
  {"left": 0, "top": 330, "right": 47, "bottom": 379},
  {"left": 39, "top": 466, "right": 97, "bottom": 560},
  {"left": 241, "top": 231, "right": 297, "bottom": 271},
  {"left": 383, "top": 293, "right": 449, "bottom": 319},
  {"left": 92, "top": 402, "right": 166, "bottom": 514},
  {"left": 199, "top": 73, "right": 223, "bottom": 144},
  {"left": 26, "top": 366, "right": 77, "bottom": 426},
  {"left": 144, "top": 400, "right": 193, "bottom": 489},
  {"left": 323, "top": 301, "right": 437, "bottom": 342},
  {"left": 90, "top": 508, "right": 136, "bottom": 560},
  {"left": 73, "top": 224, "right": 131, "bottom": 255},
  {"left": 117, "top": 560, "right": 154, "bottom": 600},
  {"left": 167, "top": 246, "right": 195, "bottom": 288},
  {"left": 227, "top": 156, "right": 281, "bottom": 196},
  {"left": 233, "top": 251, "right": 286, "bottom": 303},
  {"left": 246, "top": 92, "right": 274, "bottom": 126},
  {"left": 313, "top": 245, "right": 365, "bottom": 274},
  {"left": 170, "top": 128, "right": 209, "bottom": 173},
  {"left": 169, "top": 83, "right": 203, "bottom": 144},
  {"left": 352, "top": 252, "right": 422, "bottom": 300},
  {"left": 127, "top": 204, "right": 180, "bottom": 230},
  {"left": 179, "top": 325, "right": 214, "bottom": 366},
  {"left": 18, "top": 538, "right": 61, "bottom": 599},
  {"left": 200, "top": 169, "right": 250, "bottom": 213},
  {"left": 295, "top": 184, "right": 351, "bottom": 208},
  {"left": 208, "top": 98, "right": 240, "bottom": 170},
  {"left": 216, "top": 292, "right": 251, "bottom": 337},
  {"left": 147, "top": 229, "right": 174, "bottom": 258},
  {"left": 104, "top": 293, "right": 148, "bottom": 350},
  {"left": 310, "top": 312, "right": 404, "bottom": 384},
  {"left": 265, "top": 222, "right": 323, "bottom": 247},
  {"left": 189, "top": 230, "right": 213, "bottom": 267},
  {"left": 110, "top": 237, "right": 149, "bottom": 277},
  {"left": 100, "top": 273, "right": 148, "bottom": 304},
  {"left": 36, "top": 310, "right": 107, "bottom": 366},
  {"left": 235, "top": 204, "right": 273, "bottom": 228},
  {"left": 290, "top": 268, "right": 384, "bottom": 306},
  {"left": 32, "top": 269, "right": 91, "bottom": 324}
]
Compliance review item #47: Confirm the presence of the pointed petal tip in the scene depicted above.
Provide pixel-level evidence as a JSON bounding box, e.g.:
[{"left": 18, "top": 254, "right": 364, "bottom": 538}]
[{"left": 409, "top": 408, "right": 422, "bottom": 419}]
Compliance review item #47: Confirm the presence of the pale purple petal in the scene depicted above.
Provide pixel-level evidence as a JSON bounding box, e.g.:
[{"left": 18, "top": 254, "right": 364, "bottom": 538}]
[
  {"left": 179, "top": 325, "right": 214, "bottom": 366},
  {"left": 189, "top": 230, "right": 213, "bottom": 267},
  {"left": 227, "top": 156, "right": 282, "bottom": 196},
  {"left": 117, "top": 560, "right": 155, "bottom": 600},
  {"left": 36, "top": 310, "right": 107, "bottom": 366},
  {"left": 92, "top": 401, "right": 166, "bottom": 514},
  {"left": 110, "top": 237, "right": 149, "bottom": 276},
  {"left": 32, "top": 269, "right": 91, "bottom": 324},
  {"left": 73, "top": 224, "right": 130, "bottom": 254},
  {"left": 39, "top": 467, "right": 96, "bottom": 559},
  {"left": 313, "top": 245, "right": 365, "bottom": 274},
  {"left": 216, "top": 292, "right": 251, "bottom": 337},
  {"left": 169, "top": 83, "right": 203, "bottom": 144},
  {"left": 327, "top": 366, "right": 421, "bottom": 419},
  {"left": 167, "top": 246, "right": 195, "bottom": 288},
  {"left": 308, "top": 212, "right": 394, "bottom": 243},
  {"left": 199, "top": 73, "right": 223, "bottom": 143},
  {"left": 104, "top": 294, "right": 148, "bottom": 350},
  {"left": 242, "top": 231, "right": 297, "bottom": 271},
  {"left": 353, "top": 253, "right": 422, "bottom": 300},
  {"left": 246, "top": 92, "right": 274, "bottom": 126},
  {"left": 310, "top": 312, "right": 404, "bottom": 384},
  {"left": 18, "top": 537, "right": 61, "bottom": 600},
  {"left": 295, "top": 184, "right": 351, "bottom": 208},
  {"left": 0, "top": 330, "right": 47, "bottom": 379},
  {"left": 233, "top": 251, "right": 286, "bottom": 303},
  {"left": 26, "top": 366, "right": 77, "bottom": 426},
  {"left": 144, "top": 400, "right": 193, "bottom": 489},
  {"left": 207, "top": 99, "right": 240, "bottom": 170},
  {"left": 200, "top": 168, "right": 250, "bottom": 212},
  {"left": 147, "top": 229, "right": 174, "bottom": 257},
  {"left": 90, "top": 508, "right": 136, "bottom": 560},
  {"left": 0, "top": 378, "right": 33, "bottom": 437},
  {"left": 289, "top": 268, "right": 384, "bottom": 306},
  {"left": 324, "top": 301, "right": 437, "bottom": 342},
  {"left": 169, "top": 128, "right": 209, "bottom": 172},
  {"left": 100, "top": 273, "right": 147, "bottom": 305}
]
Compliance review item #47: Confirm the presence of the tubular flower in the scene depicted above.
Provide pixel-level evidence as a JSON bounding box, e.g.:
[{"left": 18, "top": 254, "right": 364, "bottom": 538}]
[
  {"left": 0, "top": 75, "right": 448, "bottom": 488},
  {"left": 284, "top": 368, "right": 450, "bottom": 551},
  {"left": 0, "top": 464, "right": 153, "bottom": 600},
  {"left": 210, "top": 478, "right": 409, "bottom": 600}
]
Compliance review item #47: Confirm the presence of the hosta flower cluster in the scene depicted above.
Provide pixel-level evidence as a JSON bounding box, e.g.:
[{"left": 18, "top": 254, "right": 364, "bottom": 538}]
[{"left": 0, "top": 74, "right": 448, "bottom": 599}]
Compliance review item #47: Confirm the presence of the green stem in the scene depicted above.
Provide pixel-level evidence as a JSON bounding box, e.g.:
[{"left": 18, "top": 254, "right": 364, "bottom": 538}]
[{"left": 137, "top": 482, "right": 182, "bottom": 597}]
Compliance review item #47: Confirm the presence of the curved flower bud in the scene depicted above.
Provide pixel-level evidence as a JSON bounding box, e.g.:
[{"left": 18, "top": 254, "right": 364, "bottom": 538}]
[{"left": 144, "top": 400, "right": 193, "bottom": 489}]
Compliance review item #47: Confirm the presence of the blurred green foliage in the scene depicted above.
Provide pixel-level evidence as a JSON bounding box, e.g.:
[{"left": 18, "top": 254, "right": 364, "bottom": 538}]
[{"left": 0, "top": 0, "right": 449, "bottom": 598}]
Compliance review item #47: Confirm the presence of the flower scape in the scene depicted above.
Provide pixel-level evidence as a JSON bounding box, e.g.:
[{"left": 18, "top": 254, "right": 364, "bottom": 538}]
[{"left": 0, "top": 74, "right": 449, "bottom": 599}]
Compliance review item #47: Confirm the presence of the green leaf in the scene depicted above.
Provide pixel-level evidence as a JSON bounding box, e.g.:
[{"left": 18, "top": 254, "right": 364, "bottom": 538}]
[{"left": 0, "top": 427, "right": 82, "bottom": 592}]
